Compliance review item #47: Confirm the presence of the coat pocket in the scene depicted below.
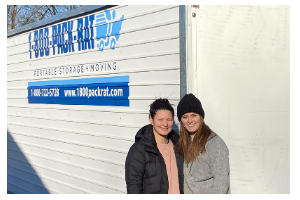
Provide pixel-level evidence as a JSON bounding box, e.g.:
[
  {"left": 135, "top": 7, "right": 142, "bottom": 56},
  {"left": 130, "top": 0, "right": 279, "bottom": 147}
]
[{"left": 193, "top": 177, "right": 214, "bottom": 193}]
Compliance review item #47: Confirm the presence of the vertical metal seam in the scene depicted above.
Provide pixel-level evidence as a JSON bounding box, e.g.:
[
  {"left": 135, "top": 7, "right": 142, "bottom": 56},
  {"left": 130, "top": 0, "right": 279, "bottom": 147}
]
[
  {"left": 195, "top": 7, "right": 198, "bottom": 97},
  {"left": 179, "top": 5, "right": 187, "bottom": 99}
]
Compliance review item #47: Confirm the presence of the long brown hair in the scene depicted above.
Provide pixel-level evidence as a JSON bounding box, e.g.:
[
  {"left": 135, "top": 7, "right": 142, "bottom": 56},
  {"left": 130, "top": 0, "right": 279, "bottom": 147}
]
[{"left": 178, "top": 116, "right": 212, "bottom": 163}]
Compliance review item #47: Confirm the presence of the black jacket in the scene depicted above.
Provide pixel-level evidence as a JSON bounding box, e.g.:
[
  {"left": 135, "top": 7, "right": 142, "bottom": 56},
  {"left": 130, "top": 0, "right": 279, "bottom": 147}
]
[{"left": 125, "top": 124, "right": 184, "bottom": 194}]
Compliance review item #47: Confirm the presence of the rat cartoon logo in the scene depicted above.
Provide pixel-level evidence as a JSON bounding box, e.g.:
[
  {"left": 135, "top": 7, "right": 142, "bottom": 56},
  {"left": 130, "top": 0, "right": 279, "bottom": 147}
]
[{"left": 95, "top": 9, "right": 124, "bottom": 52}]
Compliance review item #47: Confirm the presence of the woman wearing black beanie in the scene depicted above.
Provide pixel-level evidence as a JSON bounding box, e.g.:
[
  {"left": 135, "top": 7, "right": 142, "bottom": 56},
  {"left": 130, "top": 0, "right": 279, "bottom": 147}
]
[{"left": 177, "top": 93, "right": 230, "bottom": 194}]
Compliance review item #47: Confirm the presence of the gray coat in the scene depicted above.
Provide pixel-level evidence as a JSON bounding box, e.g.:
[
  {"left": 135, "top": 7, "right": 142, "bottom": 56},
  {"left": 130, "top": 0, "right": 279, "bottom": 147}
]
[{"left": 184, "top": 133, "right": 230, "bottom": 194}]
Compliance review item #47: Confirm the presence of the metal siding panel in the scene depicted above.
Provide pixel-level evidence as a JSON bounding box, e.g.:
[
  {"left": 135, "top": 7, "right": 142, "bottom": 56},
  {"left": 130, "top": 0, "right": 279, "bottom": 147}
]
[
  {"left": 7, "top": 99, "right": 180, "bottom": 111},
  {"left": 7, "top": 141, "right": 126, "bottom": 177},
  {"left": 8, "top": 54, "right": 179, "bottom": 81},
  {"left": 8, "top": 114, "right": 139, "bottom": 138},
  {"left": 8, "top": 69, "right": 180, "bottom": 94},
  {"left": 8, "top": 123, "right": 134, "bottom": 152},
  {"left": 8, "top": 84, "right": 180, "bottom": 100},
  {"left": 7, "top": 183, "right": 33, "bottom": 194},
  {"left": 8, "top": 18, "right": 179, "bottom": 57},
  {"left": 193, "top": 5, "right": 289, "bottom": 193},
  {"left": 8, "top": 150, "right": 125, "bottom": 181},
  {"left": 7, "top": 167, "right": 91, "bottom": 193},
  {"left": 7, "top": 175, "right": 50, "bottom": 194},
  {"left": 7, "top": 32, "right": 31, "bottom": 47},
  {"left": 7, "top": 39, "right": 179, "bottom": 64},
  {"left": 7, "top": 107, "right": 150, "bottom": 128},
  {"left": 9, "top": 133, "right": 128, "bottom": 162},
  {"left": 7, "top": 5, "right": 180, "bottom": 193},
  {"left": 7, "top": 6, "right": 179, "bottom": 65},
  {"left": 8, "top": 158, "right": 125, "bottom": 193}
]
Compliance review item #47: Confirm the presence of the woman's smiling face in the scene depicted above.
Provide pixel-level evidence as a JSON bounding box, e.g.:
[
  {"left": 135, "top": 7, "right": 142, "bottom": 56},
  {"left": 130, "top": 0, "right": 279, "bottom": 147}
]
[
  {"left": 181, "top": 112, "right": 201, "bottom": 135},
  {"left": 150, "top": 109, "right": 173, "bottom": 137}
]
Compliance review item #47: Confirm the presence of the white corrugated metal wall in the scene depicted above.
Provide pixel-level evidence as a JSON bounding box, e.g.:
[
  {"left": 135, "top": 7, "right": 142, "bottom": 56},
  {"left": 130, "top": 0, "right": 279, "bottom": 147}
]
[
  {"left": 188, "top": 5, "right": 290, "bottom": 193},
  {"left": 7, "top": 5, "right": 180, "bottom": 193}
]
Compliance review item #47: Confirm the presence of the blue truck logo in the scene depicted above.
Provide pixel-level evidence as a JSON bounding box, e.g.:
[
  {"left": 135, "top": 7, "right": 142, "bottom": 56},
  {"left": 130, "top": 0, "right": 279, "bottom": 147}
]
[
  {"left": 95, "top": 9, "right": 124, "bottom": 52},
  {"left": 28, "top": 9, "right": 124, "bottom": 59}
]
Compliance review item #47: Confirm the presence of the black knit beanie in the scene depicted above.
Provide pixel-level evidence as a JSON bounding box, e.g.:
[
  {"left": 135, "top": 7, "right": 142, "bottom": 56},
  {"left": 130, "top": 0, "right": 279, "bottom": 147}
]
[{"left": 177, "top": 93, "right": 205, "bottom": 122}]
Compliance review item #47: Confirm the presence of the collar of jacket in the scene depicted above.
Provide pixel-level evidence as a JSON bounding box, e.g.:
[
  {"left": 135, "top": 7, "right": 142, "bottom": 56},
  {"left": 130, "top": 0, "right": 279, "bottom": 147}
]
[
  {"left": 135, "top": 124, "right": 179, "bottom": 153},
  {"left": 135, "top": 124, "right": 184, "bottom": 193},
  {"left": 196, "top": 131, "right": 218, "bottom": 144}
]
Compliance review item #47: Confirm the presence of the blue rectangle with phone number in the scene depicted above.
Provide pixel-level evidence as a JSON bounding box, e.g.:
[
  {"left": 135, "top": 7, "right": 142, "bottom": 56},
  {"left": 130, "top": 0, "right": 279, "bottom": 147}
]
[{"left": 27, "top": 75, "right": 129, "bottom": 106}]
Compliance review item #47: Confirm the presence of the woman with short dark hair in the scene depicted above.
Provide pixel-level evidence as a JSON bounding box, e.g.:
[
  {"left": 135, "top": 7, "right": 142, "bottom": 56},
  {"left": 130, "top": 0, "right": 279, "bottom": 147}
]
[
  {"left": 177, "top": 93, "right": 230, "bottom": 194},
  {"left": 125, "top": 98, "right": 184, "bottom": 194}
]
